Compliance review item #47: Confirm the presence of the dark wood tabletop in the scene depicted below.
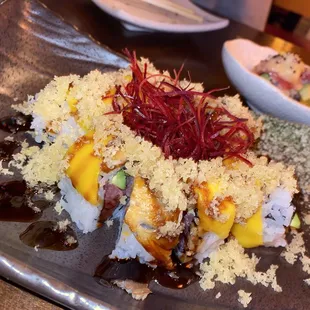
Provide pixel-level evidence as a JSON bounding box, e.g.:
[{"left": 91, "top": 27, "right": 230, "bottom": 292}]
[{"left": 2, "top": 0, "right": 309, "bottom": 308}]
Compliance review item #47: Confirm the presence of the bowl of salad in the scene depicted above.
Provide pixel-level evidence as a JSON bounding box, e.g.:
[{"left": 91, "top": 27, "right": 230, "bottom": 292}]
[{"left": 222, "top": 38, "right": 310, "bottom": 125}]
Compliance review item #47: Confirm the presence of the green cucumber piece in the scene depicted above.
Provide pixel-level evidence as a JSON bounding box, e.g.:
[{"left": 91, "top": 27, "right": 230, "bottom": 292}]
[
  {"left": 111, "top": 170, "right": 126, "bottom": 190},
  {"left": 290, "top": 213, "right": 301, "bottom": 229},
  {"left": 299, "top": 83, "right": 310, "bottom": 103},
  {"left": 260, "top": 73, "right": 270, "bottom": 81}
]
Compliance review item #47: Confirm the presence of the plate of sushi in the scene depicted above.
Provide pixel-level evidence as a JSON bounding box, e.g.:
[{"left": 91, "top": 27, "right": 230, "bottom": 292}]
[
  {"left": 222, "top": 38, "right": 310, "bottom": 125},
  {"left": 1, "top": 1, "right": 310, "bottom": 310}
]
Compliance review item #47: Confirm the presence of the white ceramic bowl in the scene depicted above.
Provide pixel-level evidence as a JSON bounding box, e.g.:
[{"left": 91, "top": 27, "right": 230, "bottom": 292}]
[
  {"left": 92, "top": 0, "right": 229, "bottom": 33},
  {"left": 222, "top": 38, "right": 310, "bottom": 125}
]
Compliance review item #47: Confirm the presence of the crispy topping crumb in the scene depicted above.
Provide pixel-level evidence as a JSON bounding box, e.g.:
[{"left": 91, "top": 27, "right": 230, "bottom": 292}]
[
  {"left": 238, "top": 290, "right": 252, "bottom": 308},
  {"left": 56, "top": 219, "right": 71, "bottom": 232},
  {"left": 44, "top": 190, "right": 55, "bottom": 201},
  {"left": 200, "top": 239, "right": 282, "bottom": 292},
  {"left": 281, "top": 231, "right": 310, "bottom": 274},
  {"left": 0, "top": 160, "right": 14, "bottom": 176},
  {"left": 54, "top": 201, "right": 64, "bottom": 215}
]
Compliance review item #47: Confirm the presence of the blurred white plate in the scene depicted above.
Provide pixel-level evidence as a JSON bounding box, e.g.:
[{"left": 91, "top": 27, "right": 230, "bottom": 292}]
[
  {"left": 222, "top": 38, "right": 310, "bottom": 126},
  {"left": 92, "top": 0, "right": 229, "bottom": 33}
]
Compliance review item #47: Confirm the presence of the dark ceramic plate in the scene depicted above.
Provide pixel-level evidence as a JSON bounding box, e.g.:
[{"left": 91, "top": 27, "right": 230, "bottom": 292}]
[{"left": 1, "top": 0, "right": 310, "bottom": 309}]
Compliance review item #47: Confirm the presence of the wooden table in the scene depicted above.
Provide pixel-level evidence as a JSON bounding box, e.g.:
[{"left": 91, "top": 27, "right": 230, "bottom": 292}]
[
  {"left": 1, "top": 0, "right": 309, "bottom": 308},
  {"left": 0, "top": 277, "right": 62, "bottom": 310}
]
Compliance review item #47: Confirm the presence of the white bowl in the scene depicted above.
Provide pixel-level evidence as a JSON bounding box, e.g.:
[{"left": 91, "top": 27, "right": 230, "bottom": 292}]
[
  {"left": 91, "top": 0, "right": 229, "bottom": 33},
  {"left": 222, "top": 38, "right": 310, "bottom": 125}
]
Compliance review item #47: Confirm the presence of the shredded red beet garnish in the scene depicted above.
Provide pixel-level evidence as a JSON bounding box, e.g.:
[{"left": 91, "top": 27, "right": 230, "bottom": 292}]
[{"left": 109, "top": 49, "right": 255, "bottom": 163}]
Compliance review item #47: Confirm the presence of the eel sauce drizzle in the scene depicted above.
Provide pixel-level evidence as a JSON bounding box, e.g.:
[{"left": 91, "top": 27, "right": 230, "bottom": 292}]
[
  {"left": 1, "top": 115, "right": 78, "bottom": 251},
  {"left": 20, "top": 221, "right": 78, "bottom": 251},
  {"left": 0, "top": 114, "right": 32, "bottom": 133},
  {"left": 0, "top": 180, "right": 48, "bottom": 222},
  {"left": 0, "top": 140, "right": 20, "bottom": 161},
  {"left": 95, "top": 256, "right": 198, "bottom": 290}
]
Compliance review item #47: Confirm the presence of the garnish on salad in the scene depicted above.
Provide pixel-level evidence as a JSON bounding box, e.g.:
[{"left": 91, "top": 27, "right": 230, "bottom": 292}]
[{"left": 254, "top": 52, "right": 310, "bottom": 105}]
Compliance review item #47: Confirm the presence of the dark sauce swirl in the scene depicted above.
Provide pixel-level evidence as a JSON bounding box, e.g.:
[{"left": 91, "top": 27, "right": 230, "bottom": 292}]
[
  {"left": 20, "top": 221, "right": 78, "bottom": 251},
  {"left": 0, "top": 114, "right": 32, "bottom": 133},
  {"left": 94, "top": 256, "right": 198, "bottom": 290},
  {"left": 0, "top": 180, "right": 50, "bottom": 222}
]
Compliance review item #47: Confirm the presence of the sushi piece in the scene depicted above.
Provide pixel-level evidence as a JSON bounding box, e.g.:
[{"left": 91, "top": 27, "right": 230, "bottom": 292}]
[
  {"left": 108, "top": 176, "right": 180, "bottom": 299},
  {"left": 194, "top": 182, "right": 236, "bottom": 263},
  {"left": 232, "top": 187, "right": 295, "bottom": 248},
  {"left": 111, "top": 176, "right": 179, "bottom": 269},
  {"left": 59, "top": 132, "right": 127, "bottom": 233}
]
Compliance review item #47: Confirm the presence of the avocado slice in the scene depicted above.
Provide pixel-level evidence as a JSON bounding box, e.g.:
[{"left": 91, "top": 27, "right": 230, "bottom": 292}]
[
  {"left": 299, "top": 84, "right": 310, "bottom": 105},
  {"left": 111, "top": 169, "right": 126, "bottom": 190},
  {"left": 290, "top": 213, "right": 301, "bottom": 229},
  {"left": 260, "top": 73, "right": 271, "bottom": 81}
]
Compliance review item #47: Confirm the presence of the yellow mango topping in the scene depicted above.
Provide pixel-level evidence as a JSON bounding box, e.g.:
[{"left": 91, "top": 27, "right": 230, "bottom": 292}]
[
  {"left": 66, "top": 133, "right": 101, "bottom": 205},
  {"left": 195, "top": 182, "right": 236, "bottom": 239},
  {"left": 68, "top": 98, "right": 78, "bottom": 114},
  {"left": 102, "top": 88, "right": 116, "bottom": 105},
  {"left": 231, "top": 207, "right": 263, "bottom": 248},
  {"left": 66, "top": 82, "right": 78, "bottom": 114}
]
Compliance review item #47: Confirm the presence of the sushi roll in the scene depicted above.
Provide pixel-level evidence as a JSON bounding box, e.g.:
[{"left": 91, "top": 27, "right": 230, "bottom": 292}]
[
  {"left": 194, "top": 182, "right": 236, "bottom": 263},
  {"left": 10, "top": 50, "right": 300, "bottom": 302}
]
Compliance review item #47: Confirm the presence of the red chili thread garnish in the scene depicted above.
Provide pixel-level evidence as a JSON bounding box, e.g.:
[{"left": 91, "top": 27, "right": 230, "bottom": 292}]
[{"left": 109, "top": 49, "right": 254, "bottom": 164}]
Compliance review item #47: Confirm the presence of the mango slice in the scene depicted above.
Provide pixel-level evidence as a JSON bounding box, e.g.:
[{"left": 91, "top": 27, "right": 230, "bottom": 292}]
[
  {"left": 231, "top": 207, "right": 263, "bottom": 248},
  {"left": 102, "top": 88, "right": 116, "bottom": 105},
  {"left": 66, "top": 133, "right": 101, "bottom": 205},
  {"left": 195, "top": 182, "right": 236, "bottom": 239}
]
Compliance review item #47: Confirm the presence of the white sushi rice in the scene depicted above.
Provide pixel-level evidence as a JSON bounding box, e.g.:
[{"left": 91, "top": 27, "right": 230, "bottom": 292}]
[
  {"left": 263, "top": 187, "right": 295, "bottom": 247},
  {"left": 31, "top": 114, "right": 84, "bottom": 144},
  {"left": 30, "top": 115, "right": 47, "bottom": 143},
  {"left": 27, "top": 92, "right": 84, "bottom": 144},
  {"left": 110, "top": 223, "right": 154, "bottom": 264},
  {"left": 58, "top": 177, "right": 102, "bottom": 233},
  {"left": 59, "top": 116, "right": 84, "bottom": 142},
  {"left": 195, "top": 232, "right": 224, "bottom": 263}
]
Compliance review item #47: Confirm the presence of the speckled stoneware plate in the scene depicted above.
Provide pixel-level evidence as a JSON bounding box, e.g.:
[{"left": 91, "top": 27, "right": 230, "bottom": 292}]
[{"left": 1, "top": 0, "right": 310, "bottom": 309}]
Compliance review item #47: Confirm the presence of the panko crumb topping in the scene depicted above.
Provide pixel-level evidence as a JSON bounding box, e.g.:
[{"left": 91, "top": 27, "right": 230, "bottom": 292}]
[
  {"left": 0, "top": 160, "right": 13, "bottom": 176},
  {"left": 238, "top": 290, "right": 252, "bottom": 308},
  {"left": 281, "top": 231, "right": 310, "bottom": 274},
  {"left": 56, "top": 219, "right": 71, "bottom": 232},
  {"left": 200, "top": 239, "right": 282, "bottom": 292},
  {"left": 94, "top": 112, "right": 296, "bottom": 220},
  {"left": 4, "top": 135, "right": 14, "bottom": 142},
  {"left": 44, "top": 190, "right": 55, "bottom": 201},
  {"left": 10, "top": 59, "right": 297, "bottom": 227},
  {"left": 54, "top": 201, "right": 64, "bottom": 215}
]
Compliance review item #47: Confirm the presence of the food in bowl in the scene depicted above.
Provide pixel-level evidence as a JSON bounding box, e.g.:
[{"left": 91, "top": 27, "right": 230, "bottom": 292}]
[
  {"left": 254, "top": 52, "right": 310, "bottom": 105},
  {"left": 1, "top": 50, "right": 308, "bottom": 307}
]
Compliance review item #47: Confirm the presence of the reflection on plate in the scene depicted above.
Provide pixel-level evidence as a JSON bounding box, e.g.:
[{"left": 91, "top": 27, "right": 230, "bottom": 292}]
[{"left": 91, "top": 0, "right": 229, "bottom": 33}]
